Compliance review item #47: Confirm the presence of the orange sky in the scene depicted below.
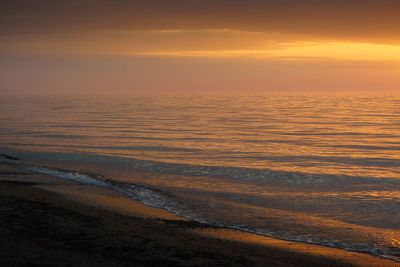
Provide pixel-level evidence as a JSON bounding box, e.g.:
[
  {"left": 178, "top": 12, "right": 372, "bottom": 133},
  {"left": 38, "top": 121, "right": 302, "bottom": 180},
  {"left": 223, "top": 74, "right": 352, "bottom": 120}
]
[{"left": 1, "top": 0, "right": 400, "bottom": 94}]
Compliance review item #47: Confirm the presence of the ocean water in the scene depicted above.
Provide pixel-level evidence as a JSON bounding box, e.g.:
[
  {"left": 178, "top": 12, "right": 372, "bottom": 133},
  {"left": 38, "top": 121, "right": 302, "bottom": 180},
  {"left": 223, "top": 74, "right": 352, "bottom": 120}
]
[{"left": 1, "top": 94, "right": 399, "bottom": 261}]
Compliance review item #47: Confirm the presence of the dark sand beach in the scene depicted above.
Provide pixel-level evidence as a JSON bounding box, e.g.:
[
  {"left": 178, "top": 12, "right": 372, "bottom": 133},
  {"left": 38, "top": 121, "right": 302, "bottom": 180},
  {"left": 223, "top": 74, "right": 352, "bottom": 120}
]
[{"left": 0, "top": 164, "right": 397, "bottom": 267}]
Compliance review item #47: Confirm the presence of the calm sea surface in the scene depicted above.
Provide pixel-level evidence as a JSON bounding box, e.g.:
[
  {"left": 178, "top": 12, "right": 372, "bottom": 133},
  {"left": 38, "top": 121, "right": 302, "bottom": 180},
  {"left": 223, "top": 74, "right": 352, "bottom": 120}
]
[{"left": 1, "top": 94, "right": 399, "bottom": 261}]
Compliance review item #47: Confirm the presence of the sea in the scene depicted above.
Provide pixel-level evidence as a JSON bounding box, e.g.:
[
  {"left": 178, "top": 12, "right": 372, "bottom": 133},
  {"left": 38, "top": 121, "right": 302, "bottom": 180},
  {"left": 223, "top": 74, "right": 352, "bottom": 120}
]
[{"left": 1, "top": 93, "right": 399, "bottom": 261}]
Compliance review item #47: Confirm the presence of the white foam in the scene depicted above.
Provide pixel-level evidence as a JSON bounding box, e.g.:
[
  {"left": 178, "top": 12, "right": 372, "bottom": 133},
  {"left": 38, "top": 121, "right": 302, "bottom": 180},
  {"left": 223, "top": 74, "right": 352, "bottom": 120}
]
[{"left": 26, "top": 165, "right": 109, "bottom": 187}]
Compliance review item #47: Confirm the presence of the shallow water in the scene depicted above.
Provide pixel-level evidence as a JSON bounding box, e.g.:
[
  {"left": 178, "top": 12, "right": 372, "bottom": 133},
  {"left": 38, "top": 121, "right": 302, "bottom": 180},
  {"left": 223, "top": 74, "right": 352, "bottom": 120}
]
[{"left": 1, "top": 94, "right": 399, "bottom": 261}]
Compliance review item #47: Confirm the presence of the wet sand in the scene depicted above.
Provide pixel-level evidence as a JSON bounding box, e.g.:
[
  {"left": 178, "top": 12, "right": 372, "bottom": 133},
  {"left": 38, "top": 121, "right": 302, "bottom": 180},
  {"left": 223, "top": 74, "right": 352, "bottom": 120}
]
[{"left": 0, "top": 164, "right": 397, "bottom": 266}]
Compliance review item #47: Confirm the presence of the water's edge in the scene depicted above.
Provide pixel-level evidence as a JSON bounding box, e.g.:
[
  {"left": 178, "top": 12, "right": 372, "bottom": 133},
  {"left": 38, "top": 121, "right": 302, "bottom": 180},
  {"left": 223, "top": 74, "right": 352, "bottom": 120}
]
[{"left": 1, "top": 154, "right": 398, "bottom": 263}]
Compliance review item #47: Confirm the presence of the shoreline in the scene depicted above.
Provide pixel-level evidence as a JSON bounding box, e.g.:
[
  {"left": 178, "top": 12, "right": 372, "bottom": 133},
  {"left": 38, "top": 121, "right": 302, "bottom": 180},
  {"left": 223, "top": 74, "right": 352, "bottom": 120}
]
[{"left": 0, "top": 163, "right": 397, "bottom": 266}]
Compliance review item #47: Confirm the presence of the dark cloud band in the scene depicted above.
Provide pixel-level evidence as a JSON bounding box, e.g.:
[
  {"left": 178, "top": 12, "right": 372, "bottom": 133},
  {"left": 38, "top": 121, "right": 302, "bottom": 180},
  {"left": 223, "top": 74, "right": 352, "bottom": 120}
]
[{"left": 1, "top": 0, "right": 400, "bottom": 42}]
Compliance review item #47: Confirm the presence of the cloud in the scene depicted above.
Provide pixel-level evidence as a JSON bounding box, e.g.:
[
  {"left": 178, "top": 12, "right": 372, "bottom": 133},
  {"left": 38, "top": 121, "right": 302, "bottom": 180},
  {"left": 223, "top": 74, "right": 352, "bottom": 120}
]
[
  {"left": 137, "top": 42, "right": 400, "bottom": 61},
  {"left": 1, "top": 0, "right": 400, "bottom": 43}
]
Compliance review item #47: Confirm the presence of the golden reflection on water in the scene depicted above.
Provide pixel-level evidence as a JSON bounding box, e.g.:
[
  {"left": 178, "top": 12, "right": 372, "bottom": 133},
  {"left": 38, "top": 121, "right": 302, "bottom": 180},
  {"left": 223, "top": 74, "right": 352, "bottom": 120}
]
[
  {"left": 2, "top": 94, "right": 400, "bottom": 179},
  {"left": 390, "top": 238, "right": 400, "bottom": 248}
]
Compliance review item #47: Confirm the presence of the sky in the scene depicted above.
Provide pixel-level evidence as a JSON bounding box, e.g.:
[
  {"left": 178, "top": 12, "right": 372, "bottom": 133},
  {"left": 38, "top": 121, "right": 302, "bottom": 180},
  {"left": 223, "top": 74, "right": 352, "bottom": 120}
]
[{"left": 1, "top": 0, "right": 400, "bottom": 95}]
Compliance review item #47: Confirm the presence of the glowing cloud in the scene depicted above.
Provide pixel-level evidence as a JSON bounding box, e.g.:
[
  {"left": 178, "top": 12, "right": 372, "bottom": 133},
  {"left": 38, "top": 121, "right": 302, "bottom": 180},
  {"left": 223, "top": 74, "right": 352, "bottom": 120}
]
[{"left": 138, "top": 40, "right": 400, "bottom": 61}]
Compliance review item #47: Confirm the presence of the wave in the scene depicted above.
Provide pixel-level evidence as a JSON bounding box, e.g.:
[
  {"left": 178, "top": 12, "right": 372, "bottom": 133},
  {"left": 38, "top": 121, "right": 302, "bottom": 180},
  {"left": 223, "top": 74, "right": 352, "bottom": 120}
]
[
  {"left": 0, "top": 155, "right": 194, "bottom": 220},
  {"left": 5, "top": 144, "right": 400, "bottom": 178},
  {"left": 3, "top": 150, "right": 400, "bottom": 188},
  {"left": 1, "top": 154, "right": 399, "bottom": 262}
]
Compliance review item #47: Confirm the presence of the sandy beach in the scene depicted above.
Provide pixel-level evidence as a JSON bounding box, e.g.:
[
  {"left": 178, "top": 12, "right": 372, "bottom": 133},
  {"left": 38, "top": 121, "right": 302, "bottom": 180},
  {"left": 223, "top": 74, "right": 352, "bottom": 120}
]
[{"left": 0, "top": 164, "right": 397, "bottom": 267}]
